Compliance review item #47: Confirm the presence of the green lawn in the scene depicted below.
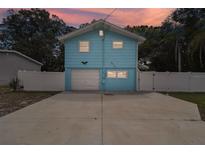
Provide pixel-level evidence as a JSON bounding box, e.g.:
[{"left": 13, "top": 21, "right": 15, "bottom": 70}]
[{"left": 167, "top": 92, "right": 205, "bottom": 121}]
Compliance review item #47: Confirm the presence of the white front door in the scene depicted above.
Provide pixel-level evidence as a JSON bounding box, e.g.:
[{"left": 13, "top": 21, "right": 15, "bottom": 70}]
[{"left": 71, "top": 69, "right": 99, "bottom": 90}]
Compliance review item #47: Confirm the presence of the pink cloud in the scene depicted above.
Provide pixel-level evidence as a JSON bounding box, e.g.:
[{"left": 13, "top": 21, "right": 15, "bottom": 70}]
[
  {"left": 0, "top": 8, "right": 174, "bottom": 27},
  {"left": 48, "top": 9, "right": 91, "bottom": 25},
  {"left": 48, "top": 8, "right": 174, "bottom": 27}
]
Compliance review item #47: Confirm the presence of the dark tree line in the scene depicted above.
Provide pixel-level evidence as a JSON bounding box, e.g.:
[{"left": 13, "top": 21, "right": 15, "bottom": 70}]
[
  {"left": 0, "top": 9, "right": 76, "bottom": 71},
  {"left": 0, "top": 8, "right": 205, "bottom": 72},
  {"left": 126, "top": 8, "right": 205, "bottom": 72}
]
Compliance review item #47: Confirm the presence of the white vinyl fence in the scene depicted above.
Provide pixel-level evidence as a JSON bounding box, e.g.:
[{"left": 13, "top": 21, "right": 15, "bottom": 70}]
[
  {"left": 18, "top": 71, "right": 65, "bottom": 91},
  {"left": 18, "top": 70, "right": 205, "bottom": 92},
  {"left": 139, "top": 71, "right": 205, "bottom": 92}
]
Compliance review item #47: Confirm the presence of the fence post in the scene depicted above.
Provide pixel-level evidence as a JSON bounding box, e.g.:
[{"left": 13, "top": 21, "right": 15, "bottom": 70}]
[
  {"left": 152, "top": 72, "right": 155, "bottom": 91},
  {"left": 188, "top": 72, "right": 191, "bottom": 92},
  {"left": 167, "top": 72, "right": 170, "bottom": 92},
  {"left": 138, "top": 70, "right": 140, "bottom": 91}
]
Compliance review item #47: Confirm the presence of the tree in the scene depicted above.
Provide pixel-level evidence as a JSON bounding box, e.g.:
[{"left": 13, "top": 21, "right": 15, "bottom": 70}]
[
  {"left": 1, "top": 9, "right": 72, "bottom": 71},
  {"left": 170, "top": 8, "right": 205, "bottom": 71},
  {"left": 79, "top": 19, "right": 97, "bottom": 28},
  {"left": 125, "top": 25, "right": 169, "bottom": 71},
  {"left": 125, "top": 25, "right": 162, "bottom": 58},
  {"left": 172, "top": 9, "right": 205, "bottom": 38},
  {"left": 126, "top": 8, "right": 205, "bottom": 72},
  {"left": 190, "top": 31, "right": 205, "bottom": 71}
]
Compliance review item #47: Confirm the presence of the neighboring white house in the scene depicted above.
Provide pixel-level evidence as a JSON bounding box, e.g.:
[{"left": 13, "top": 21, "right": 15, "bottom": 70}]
[{"left": 0, "top": 49, "right": 42, "bottom": 85}]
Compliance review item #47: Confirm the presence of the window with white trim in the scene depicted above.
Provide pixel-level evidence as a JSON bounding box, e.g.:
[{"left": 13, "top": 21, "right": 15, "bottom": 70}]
[
  {"left": 112, "top": 41, "right": 123, "bottom": 49},
  {"left": 117, "top": 71, "right": 128, "bottom": 78},
  {"left": 107, "top": 71, "right": 117, "bottom": 78},
  {"left": 107, "top": 70, "right": 128, "bottom": 78},
  {"left": 79, "top": 41, "right": 90, "bottom": 52}
]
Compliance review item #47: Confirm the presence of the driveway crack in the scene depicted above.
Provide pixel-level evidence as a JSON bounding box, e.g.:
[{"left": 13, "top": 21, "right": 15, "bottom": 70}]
[{"left": 100, "top": 93, "right": 104, "bottom": 145}]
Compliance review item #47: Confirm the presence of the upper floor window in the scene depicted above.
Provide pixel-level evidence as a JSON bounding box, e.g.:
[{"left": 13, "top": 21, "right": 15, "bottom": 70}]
[
  {"left": 112, "top": 41, "right": 123, "bottom": 49},
  {"left": 79, "top": 41, "right": 90, "bottom": 52}
]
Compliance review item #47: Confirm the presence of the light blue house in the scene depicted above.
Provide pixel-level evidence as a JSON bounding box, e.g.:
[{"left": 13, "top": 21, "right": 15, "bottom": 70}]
[{"left": 59, "top": 20, "right": 145, "bottom": 92}]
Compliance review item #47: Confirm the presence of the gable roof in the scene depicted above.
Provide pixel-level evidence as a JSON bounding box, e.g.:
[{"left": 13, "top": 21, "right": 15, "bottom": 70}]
[
  {"left": 0, "top": 49, "right": 43, "bottom": 66},
  {"left": 58, "top": 19, "right": 146, "bottom": 43}
]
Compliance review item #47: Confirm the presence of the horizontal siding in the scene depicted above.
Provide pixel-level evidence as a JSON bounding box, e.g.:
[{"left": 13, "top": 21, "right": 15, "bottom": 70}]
[
  {"left": 65, "top": 68, "right": 136, "bottom": 91},
  {"left": 65, "top": 30, "right": 103, "bottom": 68},
  {"left": 104, "top": 68, "right": 136, "bottom": 91},
  {"left": 64, "top": 29, "right": 137, "bottom": 69},
  {"left": 65, "top": 68, "right": 71, "bottom": 90},
  {"left": 104, "top": 30, "right": 136, "bottom": 68},
  {"left": 0, "top": 53, "right": 41, "bottom": 85}
]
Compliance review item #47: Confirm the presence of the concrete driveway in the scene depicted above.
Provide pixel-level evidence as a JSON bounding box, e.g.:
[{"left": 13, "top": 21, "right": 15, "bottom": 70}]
[{"left": 0, "top": 92, "right": 205, "bottom": 144}]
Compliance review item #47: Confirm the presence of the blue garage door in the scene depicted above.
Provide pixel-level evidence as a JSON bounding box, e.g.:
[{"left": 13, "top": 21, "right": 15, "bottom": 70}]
[{"left": 104, "top": 68, "right": 136, "bottom": 91}]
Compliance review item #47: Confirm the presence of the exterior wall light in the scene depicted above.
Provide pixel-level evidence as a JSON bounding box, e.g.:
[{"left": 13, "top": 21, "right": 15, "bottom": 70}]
[{"left": 99, "top": 30, "right": 104, "bottom": 37}]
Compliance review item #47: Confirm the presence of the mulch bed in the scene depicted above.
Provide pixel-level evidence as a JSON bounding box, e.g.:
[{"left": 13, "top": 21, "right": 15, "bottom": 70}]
[{"left": 0, "top": 86, "right": 58, "bottom": 117}]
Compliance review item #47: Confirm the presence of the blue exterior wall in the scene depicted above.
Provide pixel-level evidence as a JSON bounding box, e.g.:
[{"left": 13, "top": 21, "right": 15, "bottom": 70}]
[
  {"left": 64, "top": 28, "right": 138, "bottom": 91},
  {"left": 103, "top": 31, "right": 136, "bottom": 68},
  {"left": 65, "top": 30, "right": 103, "bottom": 68},
  {"left": 103, "top": 68, "right": 136, "bottom": 91},
  {"left": 65, "top": 68, "right": 71, "bottom": 90}
]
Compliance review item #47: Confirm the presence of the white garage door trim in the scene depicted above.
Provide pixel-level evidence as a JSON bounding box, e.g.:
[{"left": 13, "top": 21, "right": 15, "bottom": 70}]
[{"left": 71, "top": 69, "right": 100, "bottom": 90}]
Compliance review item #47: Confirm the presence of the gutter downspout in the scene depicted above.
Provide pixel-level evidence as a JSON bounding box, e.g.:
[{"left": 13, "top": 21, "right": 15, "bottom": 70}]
[
  {"left": 101, "top": 24, "right": 105, "bottom": 92},
  {"left": 136, "top": 41, "right": 139, "bottom": 91}
]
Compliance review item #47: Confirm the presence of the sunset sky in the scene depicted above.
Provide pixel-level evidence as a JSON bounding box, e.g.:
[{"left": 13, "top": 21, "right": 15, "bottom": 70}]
[{"left": 0, "top": 8, "right": 175, "bottom": 27}]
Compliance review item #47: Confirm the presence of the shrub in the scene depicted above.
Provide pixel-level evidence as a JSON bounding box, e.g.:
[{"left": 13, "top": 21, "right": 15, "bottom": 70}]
[{"left": 9, "top": 77, "right": 19, "bottom": 91}]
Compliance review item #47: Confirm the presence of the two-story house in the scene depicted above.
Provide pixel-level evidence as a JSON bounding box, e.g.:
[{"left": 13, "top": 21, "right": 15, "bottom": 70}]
[{"left": 59, "top": 20, "right": 145, "bottom": 92}]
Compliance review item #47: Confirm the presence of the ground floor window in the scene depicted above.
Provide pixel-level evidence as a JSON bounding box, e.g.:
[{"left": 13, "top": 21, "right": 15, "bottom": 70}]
[
  {"left": 117, "top": 71, "right": 128, "bottom": 78},
  {"left": 107, "top": 71, "right": 117, "bottom": 78},
  {"left": 107, "top": 70, "right": 128, "bottom": 79}
]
